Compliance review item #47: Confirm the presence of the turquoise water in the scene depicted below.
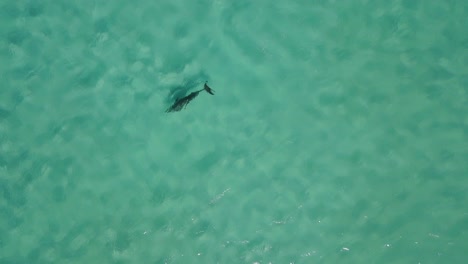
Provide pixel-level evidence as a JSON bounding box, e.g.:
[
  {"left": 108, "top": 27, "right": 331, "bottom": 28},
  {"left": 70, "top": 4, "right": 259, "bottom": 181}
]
[{"left": 1, "top": 0, "right": 467, "bottom": 263}]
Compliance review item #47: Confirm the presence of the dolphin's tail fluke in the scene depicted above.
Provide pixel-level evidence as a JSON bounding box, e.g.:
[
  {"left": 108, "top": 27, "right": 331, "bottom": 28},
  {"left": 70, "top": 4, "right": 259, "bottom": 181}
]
[{"left": 204, "top": 82, "right": 215, "bottom": 95}]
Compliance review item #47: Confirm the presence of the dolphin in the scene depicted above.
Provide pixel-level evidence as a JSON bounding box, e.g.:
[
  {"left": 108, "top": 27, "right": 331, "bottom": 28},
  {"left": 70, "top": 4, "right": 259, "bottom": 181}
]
[{"left": 165, "top": 82, "right": 215, "bottom": 113}]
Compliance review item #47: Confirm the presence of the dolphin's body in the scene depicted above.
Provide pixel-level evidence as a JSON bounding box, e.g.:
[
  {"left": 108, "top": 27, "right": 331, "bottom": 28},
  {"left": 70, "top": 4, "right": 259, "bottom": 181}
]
[{"left": 165, "top": 82, "right": 215, "bottom": 113}]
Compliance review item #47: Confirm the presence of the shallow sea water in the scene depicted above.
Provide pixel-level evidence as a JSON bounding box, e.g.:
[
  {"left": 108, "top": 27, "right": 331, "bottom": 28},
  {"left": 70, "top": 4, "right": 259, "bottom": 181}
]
[{"left": 1, "top": 0, "right": 467, "bottom": 263}]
